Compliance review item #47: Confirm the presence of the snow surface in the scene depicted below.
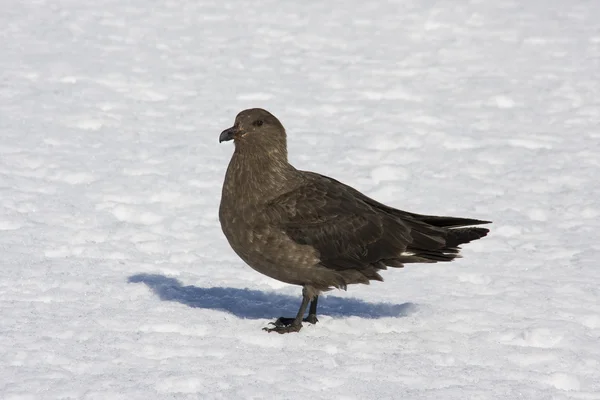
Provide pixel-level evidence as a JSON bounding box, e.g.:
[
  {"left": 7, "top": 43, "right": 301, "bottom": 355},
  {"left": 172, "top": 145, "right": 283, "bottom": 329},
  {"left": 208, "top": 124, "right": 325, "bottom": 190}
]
[{"left": 2, "top": 0, "right": 600, "bottom": 399}]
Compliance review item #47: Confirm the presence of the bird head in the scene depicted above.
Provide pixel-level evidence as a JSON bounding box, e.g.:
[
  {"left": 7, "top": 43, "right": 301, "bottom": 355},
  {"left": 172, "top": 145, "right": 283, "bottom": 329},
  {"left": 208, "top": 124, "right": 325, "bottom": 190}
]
[{"left": 219, "top": 108, "right": 286, "bottom": 146}]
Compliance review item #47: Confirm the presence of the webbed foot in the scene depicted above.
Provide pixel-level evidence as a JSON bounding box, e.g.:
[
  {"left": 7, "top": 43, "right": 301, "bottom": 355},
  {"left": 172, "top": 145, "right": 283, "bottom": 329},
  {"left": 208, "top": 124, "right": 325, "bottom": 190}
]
[{"left": 263, "top": 322, "right": 302, "bottom": 334}]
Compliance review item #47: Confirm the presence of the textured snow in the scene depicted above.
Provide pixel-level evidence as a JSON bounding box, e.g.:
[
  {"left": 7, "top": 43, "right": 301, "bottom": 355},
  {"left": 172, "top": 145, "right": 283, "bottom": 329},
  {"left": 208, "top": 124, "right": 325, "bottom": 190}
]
[{"left": 2, "top": 0, "right": 600, "bottom": 399}]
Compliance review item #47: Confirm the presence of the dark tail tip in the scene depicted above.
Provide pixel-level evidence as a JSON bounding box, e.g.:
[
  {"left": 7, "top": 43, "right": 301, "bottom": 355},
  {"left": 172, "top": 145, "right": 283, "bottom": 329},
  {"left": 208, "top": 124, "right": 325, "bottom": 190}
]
[{"left": 447, "top": 227, "right": 489, "bottom": 247}]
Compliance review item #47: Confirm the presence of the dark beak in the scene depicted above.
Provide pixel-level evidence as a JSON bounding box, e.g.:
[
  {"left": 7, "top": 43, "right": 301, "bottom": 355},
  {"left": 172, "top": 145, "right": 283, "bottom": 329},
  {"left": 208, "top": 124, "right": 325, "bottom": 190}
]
[{"left": 219, "top": 126, "right": 237, "bottom": 143}]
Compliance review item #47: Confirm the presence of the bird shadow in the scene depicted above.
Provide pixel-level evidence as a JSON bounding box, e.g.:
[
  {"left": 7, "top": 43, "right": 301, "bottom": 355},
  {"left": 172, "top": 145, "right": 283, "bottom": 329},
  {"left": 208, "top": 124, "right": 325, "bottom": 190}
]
[{"left": 128, "top": 273, "right": 417, "bottom": 320}]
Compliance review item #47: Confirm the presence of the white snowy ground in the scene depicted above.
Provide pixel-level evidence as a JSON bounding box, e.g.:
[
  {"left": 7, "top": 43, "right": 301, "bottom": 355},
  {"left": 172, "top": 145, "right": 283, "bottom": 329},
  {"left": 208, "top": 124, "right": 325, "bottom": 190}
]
[{"left": 1, "top": 0, "right": 599, "bottom": 398}]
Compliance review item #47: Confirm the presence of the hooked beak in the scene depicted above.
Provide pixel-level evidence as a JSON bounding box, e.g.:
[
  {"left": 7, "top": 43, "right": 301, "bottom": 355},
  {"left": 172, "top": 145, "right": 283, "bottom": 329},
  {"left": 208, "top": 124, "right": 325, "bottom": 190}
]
[{"left": 219, "top": 126, "right": 238, "bottom": 143}]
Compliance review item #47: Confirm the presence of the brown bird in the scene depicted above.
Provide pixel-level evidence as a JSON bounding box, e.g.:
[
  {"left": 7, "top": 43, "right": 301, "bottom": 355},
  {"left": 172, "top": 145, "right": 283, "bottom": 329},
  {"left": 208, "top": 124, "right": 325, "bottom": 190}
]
[{"left": 219, "top": 108, "right": 490, "bottom": 334}]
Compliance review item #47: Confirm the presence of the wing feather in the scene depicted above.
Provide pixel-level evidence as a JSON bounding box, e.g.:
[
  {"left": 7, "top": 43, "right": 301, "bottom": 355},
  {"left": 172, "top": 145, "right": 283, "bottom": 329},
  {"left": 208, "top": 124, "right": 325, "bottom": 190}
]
[{"left": 266, "top": 176, "right": 411, "bottom": 272}]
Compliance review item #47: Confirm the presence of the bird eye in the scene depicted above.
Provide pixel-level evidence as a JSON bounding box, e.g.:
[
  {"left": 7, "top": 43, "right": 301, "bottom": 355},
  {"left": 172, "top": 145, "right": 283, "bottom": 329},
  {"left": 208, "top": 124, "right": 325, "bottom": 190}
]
[{"left": 253, "top": 120, "right": 263, "bottom": 127}]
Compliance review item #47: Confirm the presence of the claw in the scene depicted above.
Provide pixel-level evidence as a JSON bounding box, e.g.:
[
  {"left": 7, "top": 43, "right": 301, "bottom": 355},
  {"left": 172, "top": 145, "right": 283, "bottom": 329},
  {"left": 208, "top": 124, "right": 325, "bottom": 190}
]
[
  {"left": 263, "top": 323, "right": 303, "bottom": 334},
  {"left": 262, "top": 290, "right": 317, "bottom": 333},
  {"left": 273, "top": 317, "right": 295, "bottom": 327}
]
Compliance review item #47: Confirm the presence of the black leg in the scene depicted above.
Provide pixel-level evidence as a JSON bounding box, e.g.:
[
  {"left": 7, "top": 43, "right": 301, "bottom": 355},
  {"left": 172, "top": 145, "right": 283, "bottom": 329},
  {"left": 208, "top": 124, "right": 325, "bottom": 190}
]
[
  {"left": 270, "top": 295, "right": 319, "bottom": 327},
  {"left": 305, "top": 295, "right": 319, "bottom": 324},
  {"left": 264, "top": 288, "right": 312, "bottom": 334}
]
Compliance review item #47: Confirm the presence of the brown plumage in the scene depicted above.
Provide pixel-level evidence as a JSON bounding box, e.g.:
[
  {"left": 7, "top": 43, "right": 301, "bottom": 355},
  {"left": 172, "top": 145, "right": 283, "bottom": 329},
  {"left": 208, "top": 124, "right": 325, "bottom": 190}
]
[{"left": 219, "top": 108, "right": 491, "bottom": 333}]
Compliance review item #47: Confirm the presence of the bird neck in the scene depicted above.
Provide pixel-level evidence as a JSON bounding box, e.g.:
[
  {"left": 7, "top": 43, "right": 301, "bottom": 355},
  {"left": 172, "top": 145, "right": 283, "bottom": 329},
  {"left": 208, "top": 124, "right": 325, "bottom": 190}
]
[{"left": 223, "top": 145, "right": 298, "bottom": 204}]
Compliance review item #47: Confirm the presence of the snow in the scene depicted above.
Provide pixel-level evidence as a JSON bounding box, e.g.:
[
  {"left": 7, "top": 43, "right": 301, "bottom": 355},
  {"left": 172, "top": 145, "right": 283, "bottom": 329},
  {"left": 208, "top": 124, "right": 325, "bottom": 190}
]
[{"left": 1, "top": 0, "right": 599, "bottom": 399}]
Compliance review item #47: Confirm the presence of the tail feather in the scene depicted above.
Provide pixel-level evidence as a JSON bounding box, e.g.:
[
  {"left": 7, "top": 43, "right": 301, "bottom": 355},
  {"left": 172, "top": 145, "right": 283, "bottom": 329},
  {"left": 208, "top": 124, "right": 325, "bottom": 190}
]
[
  {"left": 399, "top": 220, "right": 490, "bottom": 265},
  {"left": 446, "top": 227, "right": 489, "bottom": 247},
  {"left": 408, "top": 214, "right": 491, "bottom": 228}
]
